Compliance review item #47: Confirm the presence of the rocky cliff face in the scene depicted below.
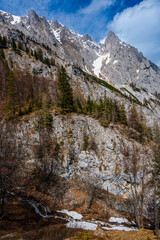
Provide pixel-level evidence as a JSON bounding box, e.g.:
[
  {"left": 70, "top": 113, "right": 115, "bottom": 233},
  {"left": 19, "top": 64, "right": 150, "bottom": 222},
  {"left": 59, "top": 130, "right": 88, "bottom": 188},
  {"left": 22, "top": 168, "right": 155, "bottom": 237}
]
[
  {"left": 0, "top": 9, "right": 159, "bottom": 222},
  {"left": 0, "top": 9, "right": 159, "bottom": 104}
]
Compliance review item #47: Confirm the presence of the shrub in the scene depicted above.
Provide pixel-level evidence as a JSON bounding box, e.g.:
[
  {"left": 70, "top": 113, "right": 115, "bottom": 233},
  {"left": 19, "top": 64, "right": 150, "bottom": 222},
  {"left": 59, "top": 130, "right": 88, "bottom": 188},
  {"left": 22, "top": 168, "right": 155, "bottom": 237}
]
[{"left": 82, "top": 135, "right": 88, "bottom": 150}]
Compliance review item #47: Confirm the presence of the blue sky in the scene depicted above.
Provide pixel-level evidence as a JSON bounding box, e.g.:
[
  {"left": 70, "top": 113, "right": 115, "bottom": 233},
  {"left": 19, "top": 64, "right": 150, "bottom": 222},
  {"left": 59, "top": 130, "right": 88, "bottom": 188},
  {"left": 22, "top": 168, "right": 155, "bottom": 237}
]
[{"left": 0, "top": 0, "right": 160, "bottom": 66}]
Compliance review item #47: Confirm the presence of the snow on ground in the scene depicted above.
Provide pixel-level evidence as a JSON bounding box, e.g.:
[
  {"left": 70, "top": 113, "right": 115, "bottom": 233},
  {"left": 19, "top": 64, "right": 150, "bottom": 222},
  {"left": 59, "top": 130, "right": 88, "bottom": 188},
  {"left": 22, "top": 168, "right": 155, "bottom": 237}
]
[
  {"left": 51, "top": 29, "right": 61, "bottom": 43},
  {"left": 95, "top": 220, "right": 105, "bottom": 226},
  {"left": 109, "top": 217, "right": 129, "bottom": 224},
  {"left": 57, "top": 209, "right": 83, "bottom": 220},
  {"left": 93, "top": 53, "right": 110, "bottom": 78},
  {"left": 103, "top": 225, "right": 138, "bottom": 231},
  {"left": 11, "top": 15, "right": 21, "bottom": 24},
  {"left": 66, "top": 221, "right": 97, "bottom": 230}
]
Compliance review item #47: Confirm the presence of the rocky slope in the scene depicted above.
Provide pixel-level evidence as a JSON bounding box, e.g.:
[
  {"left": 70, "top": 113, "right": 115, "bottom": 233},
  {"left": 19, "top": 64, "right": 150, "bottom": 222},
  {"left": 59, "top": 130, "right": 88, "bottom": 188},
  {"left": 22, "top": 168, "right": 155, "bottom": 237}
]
[
  {"left": 0, "top": 9, "right": 159, "bottom": 229},
  {"left": 0, "top": 9, "right": 160, "bottom": 97}
]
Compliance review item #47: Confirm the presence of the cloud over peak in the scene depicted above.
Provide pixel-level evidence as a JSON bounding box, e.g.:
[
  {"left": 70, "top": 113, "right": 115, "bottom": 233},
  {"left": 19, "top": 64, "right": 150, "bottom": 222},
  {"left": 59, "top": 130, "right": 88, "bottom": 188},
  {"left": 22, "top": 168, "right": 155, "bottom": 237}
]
[{"left": 107, "top": 0, "right": 160, "bottom": 65}]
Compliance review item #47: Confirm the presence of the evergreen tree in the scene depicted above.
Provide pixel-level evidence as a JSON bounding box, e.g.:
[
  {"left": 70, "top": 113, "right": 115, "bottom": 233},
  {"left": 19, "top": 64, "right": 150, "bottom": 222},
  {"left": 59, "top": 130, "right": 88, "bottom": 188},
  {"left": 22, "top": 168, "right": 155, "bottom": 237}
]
[
  {"left": 119, "top": 103, "right": 127, "bottom": 125},
  {"left": 34, "top": 50, "right": 38, "bottom": 60},
  {"left": 37, "top": 48, "right": 43, "bottom": 62},
  {"left": 26, "top": 46, "right": 29, "bottom": 54},
  {"left": 57, "top": 66, "right": 74, "bottom": 112},
  {"left": 11, "top": 39, "right": 16, "bottom": 51},
  {"left": 0, "top": 36, "right": 7, "bottom": 48},
  {"left": 86, "top": 96, "right": 93, "bottom": 114},
  {"left": 7, "top": 71, "right": 17, "bottom": 116},
  {"left": 2, "top": 36, "right": 7, "bottom": 47},
  {"left": 0, "top": 49, "right": 5, "bottom": 60},
  {"left": 18, "top": 42, "right": 23, "bottom": 50}
]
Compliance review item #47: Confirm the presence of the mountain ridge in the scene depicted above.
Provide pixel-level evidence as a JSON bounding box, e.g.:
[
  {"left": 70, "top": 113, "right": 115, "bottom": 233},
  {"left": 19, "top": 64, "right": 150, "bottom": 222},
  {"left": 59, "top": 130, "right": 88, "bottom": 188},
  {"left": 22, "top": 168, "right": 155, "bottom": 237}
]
[
  {"left": 0, "top": 9, "right": 160, "bottom": 237},
  {"left": 0, "top": 9, "right": 159, "bottom": 99}
]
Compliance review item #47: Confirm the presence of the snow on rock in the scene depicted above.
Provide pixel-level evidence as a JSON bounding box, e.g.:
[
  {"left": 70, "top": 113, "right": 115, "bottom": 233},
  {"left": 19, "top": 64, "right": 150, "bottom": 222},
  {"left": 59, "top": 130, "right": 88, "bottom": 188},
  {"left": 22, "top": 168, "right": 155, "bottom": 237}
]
[
  {"left": 93, "top": 53, "right": 110, "bottom": 78},
  {"left": 51, "top": 29, "right": 61, "bottom": 43},
  {"left": 11, "top": 15, "right": 21, "bottom": 24},
  {"left": 113, "top": 60, "right": 118, "bottom": 65},
  {"left": 109, "top": 217, "right": 129, "bottom": 224},
  {"left": 57, "top": 209, "right": 83, "bottom": 220},
  {"left": 66, "top": 221, "right": 97, "bottom": 230},
  {"left": 102, "top": 225, "right": 138, "bottom": 231}
]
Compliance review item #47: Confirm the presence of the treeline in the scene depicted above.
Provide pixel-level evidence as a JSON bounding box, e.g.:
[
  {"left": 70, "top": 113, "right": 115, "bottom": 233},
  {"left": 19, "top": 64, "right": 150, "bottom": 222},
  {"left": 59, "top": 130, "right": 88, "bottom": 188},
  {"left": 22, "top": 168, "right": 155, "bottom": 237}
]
[
  {"left": 58, "top": 66, "right": 152, "bottom": 142},
  {"left": 0, "top": 60, "right": 153, "bottom": 142},
  {"left": 75, "top": 96, "right": 127, "bottom": 126}
]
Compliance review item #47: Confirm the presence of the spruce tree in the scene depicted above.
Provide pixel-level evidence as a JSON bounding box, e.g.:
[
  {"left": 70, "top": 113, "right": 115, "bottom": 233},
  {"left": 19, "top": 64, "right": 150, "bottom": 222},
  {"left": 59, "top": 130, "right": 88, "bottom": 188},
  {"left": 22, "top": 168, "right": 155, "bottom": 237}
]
[
  {"left": 11, "top": 39, "right": 16, "bottom": 51},
  {"left": 57, "top": 66, "right": 74, "bottom": 112},
  {"left": 7, "top": 71, "right": 17, "bottom": 116}
]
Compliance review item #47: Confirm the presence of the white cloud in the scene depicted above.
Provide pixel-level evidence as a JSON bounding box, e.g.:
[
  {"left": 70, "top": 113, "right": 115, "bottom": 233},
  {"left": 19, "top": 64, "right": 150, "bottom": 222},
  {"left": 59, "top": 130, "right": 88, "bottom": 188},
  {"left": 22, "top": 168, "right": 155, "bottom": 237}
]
[
  {"left": 107, "top": 0, "right": 160, "bottom": 65},
  {"left": 80, "top": 0, "right": 114, "bottom": 14}
]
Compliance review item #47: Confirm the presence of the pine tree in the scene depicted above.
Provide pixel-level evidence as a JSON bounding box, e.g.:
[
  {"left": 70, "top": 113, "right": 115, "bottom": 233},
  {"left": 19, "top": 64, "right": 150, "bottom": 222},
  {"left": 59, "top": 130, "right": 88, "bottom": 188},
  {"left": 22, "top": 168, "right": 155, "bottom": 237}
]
[
  {"left": 7, "top": 71, "right": 17, "bottom": 117},
  {"left": 18, "top": 42, "right": 23, "bottom": 50},
  {"left": 57, "top": 66, "right": 74, "bottom": 112},
  {"left": 11, "top": 39, "right": 17, "bottom": 51},
  {"left": 86, "top": 96, "right": 93, "bottom": 114},
  {"left": 119, "top": 103, "right": 127, "bottom": 125}
]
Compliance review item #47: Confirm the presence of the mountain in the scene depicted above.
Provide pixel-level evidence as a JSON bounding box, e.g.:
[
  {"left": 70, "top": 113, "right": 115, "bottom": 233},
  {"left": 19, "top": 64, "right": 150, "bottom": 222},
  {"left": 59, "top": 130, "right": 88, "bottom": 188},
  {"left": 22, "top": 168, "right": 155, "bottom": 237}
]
[
  {"left": 1, "top": 10, "right": 160, "bottom": 91},
  {"left": 0, "top": 9, "right": 160, "bottom": 238}
]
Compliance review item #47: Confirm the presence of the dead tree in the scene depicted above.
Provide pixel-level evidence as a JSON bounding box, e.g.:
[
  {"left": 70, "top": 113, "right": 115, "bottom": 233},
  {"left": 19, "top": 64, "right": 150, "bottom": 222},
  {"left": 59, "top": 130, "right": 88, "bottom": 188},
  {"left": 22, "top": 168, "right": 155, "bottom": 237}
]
[
  {"left": 120, "top": 141, "right": 150, "bottom": 228},
  {"left": 0, "top": 123, "right": 21, "bottom": 218},
  {"left": 34, "top": 110, "right": 59, "bottom": 182}
]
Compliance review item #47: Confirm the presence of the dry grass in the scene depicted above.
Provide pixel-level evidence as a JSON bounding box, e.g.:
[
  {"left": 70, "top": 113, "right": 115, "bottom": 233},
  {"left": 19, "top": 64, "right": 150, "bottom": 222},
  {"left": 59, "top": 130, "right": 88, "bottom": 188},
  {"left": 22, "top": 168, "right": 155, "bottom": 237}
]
[{"left": 65, "top": 228, "right": 158, "bottom": 240}]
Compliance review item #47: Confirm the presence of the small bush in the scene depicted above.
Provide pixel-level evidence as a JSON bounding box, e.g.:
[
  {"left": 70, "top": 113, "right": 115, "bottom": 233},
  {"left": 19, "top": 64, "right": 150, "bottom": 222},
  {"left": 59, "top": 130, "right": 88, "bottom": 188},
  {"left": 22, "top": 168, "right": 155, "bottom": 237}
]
[
  {"left": 83, "top": 235, "right": 88, "bottom": 240},
  {"left": 82, "top": 135, "right": 88, "bottom": 150}
]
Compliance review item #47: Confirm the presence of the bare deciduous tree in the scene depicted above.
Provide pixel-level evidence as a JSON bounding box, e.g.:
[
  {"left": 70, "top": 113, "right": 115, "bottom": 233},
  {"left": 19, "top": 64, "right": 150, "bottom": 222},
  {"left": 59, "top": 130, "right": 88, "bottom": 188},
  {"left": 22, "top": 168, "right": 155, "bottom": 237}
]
[
  {"left": 119, "top": 141, "right": 151, "bottom": 228},
  {"left": 0, "top": 123, "right": 21, "bottom": 218},
  {"left": 34, "top": 110, "right": 59, "bottom": 182}
]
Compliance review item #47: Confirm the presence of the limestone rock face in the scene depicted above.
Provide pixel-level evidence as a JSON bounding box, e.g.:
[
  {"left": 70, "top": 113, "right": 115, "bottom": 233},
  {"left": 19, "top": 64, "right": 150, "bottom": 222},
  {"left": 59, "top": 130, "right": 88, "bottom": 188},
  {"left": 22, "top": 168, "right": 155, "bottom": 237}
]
[
  {"left": 15, "top": 114, "right": 151, "bottom": 199},
  {"left": 0, "top": 10, "right": 159, "bottom": 219},
  {"left": 0, "top": 9, "right": 159, "bottom": 121},
  {"left": 0, "top": 9, "right": 159, "bottom": 99}
]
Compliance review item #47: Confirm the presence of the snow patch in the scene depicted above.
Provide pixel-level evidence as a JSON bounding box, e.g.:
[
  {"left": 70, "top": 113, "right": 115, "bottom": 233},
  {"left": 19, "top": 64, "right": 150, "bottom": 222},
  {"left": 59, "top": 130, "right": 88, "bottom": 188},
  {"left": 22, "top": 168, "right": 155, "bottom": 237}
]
[
  {"left": 93, "top": 53, "right": 110, "bottom": 78},
  {"left": 66, "top": 221, "right": 97, "bottom": 230},
  {"left": 109, "top": 217, "right": 129, "bottom": 224},
  {"left": 57, "top": 209, "right": 83, "bottom": 220},
  {"left": 103, "top": 225, "right": 138, "bottom": 231},
  {"left": 113, "top": 60, "right": 118, "bottom": 65},
  {"left": 119, "top": 41, "right": 127, "bottom": 47},
  {"left": 11, "top": 15, "right": 21, "bottom": 24},
  {"left": 51, "top": 29, "right": 61, "bottom": 43}
]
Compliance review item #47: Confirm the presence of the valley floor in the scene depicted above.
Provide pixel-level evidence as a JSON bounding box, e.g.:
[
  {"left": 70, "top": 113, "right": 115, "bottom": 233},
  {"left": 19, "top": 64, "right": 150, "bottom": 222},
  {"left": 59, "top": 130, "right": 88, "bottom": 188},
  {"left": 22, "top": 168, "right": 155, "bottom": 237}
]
[{"left": 0, "top": 201, "right": 158, "bottom": 240}]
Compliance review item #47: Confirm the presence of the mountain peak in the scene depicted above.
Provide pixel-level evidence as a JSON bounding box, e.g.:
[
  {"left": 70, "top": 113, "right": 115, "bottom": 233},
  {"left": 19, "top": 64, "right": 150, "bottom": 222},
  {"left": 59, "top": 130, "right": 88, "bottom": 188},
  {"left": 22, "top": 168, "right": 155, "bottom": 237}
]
[
  {"left": 27, "top": 9, "right": 39, "bottom": 24},
  {"left": 82, "top": 34, "right": 92, "bottom": 42},
  {"left": 28, "top": 9, "right": 37, "bottom": 17},
  {"left": 105, "top": 31, "right": 120, "bottom": 47}
]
